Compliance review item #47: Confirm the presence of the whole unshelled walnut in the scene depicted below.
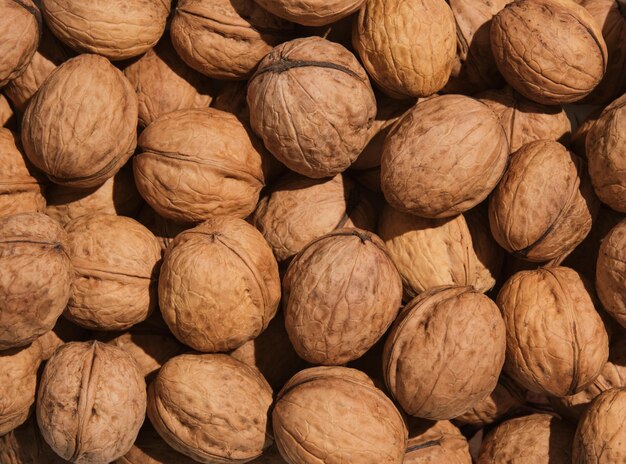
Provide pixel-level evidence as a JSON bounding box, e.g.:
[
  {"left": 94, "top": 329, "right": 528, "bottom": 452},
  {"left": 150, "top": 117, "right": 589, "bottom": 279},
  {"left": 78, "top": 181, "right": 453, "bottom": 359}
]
[
  {"left": 490, "top": 0, "right": 608, "bottom": 104},
  {"left": 115, "top": 424, "right": 197, "bottom": 464},
  {"left": 384, "top": 286, "right": 506, "bottom": 420},
  {"left": 0, "top": 0, "right": 40, "bottom": 87},
  {"left": 596, "top": 219, "right": 626, "bottom": 327},
  {"left": 148, "top": 353, "right": 273, "bottom": 463},
  {"left": 37, "top": 341, "right": 146, "bottom": 463},
  {"left": 159, "top": 217, "right": 281, "bottom": 352},
  {"left": 247, "top": 37, "right": 376, "bottom": 178},
  {"left": 65, "top": 214, "right": 161, "bottom": 331},
  {"left": 0, "top": 213, "right": 72, "bottom": 350},
  {"left": 489, "top": 140, "right": 598, "bottom": 262},
  {"left": 381, "top": 95, "right": 508, "bottom": 218},
  {"left": 41, "top": 0, "right": 170, "bottom": 60},
  {"left": 404, "top": 419, "right": 471, "bottom": 463},
  {"left": 273, "top": 367, "right": 407, "bottom": 464},
  {"left": 253, "top": 0, "right": 364, "bottom": 26},
  {"left": 21, "top": 54, "right": 138, "bottom": 189},
  {"left": 0, "top": 415, "right": 68, "bottom": 464},
  {"left": 497, "top": 267, "right": 609, "bottom": 396}
]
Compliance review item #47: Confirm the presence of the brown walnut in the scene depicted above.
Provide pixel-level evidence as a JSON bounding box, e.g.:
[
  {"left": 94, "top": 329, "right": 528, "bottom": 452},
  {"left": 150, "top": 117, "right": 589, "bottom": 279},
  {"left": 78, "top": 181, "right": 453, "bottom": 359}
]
[
  {"left": 404, "top": 419, "right": 471, "bottom": 463},
  {"left": 115, "top": 424, "right": 197, "bottom": 464},
  {"left": 0, "top": 95, "right": 14, "bottom": 128},
  {"left": 0, "top": 415, "right": 68, "bottom": 464},
  {"left": 0, "top": 0, "right": 40, "bottom": 87},
  {"left": 596, "top": 219, "right": 626, "bottom": 327},
  {"left": 254, "top": 0, "right": 364, "bottom": 26}
]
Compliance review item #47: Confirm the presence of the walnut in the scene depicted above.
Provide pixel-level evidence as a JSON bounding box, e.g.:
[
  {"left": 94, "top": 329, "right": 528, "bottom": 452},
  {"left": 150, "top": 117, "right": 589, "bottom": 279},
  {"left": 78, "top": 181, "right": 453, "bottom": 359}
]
[
  {"left": 253, "top": 0, "right": 365, "bottom": 26},
  {"left": 0, "top": 0, "right": 40, "bottom": 87},
  {"left": 0, "top": 415, "right": 68, "bottom": 464},
  {"left": 0, "top": 95, "right": 15, "bottom": 128},
  {"left": 404, "top": 419, "right": 471, "bottom": 463},
  {"left": 249, "top": 446, "right": 287, "bottom": 464},
  {"left": 115, "top": 424, "right": 197, "bottom": 464},
  {"left": 596, "top": 219, "right": 626, "bottom": 327}
]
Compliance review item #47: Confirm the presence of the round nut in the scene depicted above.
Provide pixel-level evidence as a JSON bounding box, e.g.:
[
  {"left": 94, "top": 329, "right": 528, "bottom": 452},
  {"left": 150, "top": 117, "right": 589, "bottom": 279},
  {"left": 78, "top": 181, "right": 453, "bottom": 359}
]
[
  {"left": 383, "top": 286, "right": 506, "bottom": 420},
  {"left": 253, "top": 0, "right": 364, "bottom": 26},
  {"left": 596, "top": 219, "right": 626, "bottom": 327},
  {"left": 381, "top": 94, "right": 508, "bottom": 218},
  {"left": 21, "top": 54, "right": 138, "bottom": 188},
  {"left": 0, "top": 0, "right": 40, "bottom": 87},
  {"left": 116, "top": 424, "right": 197, "bottom": 464},
  {"left": 0, "top": 415, "right": 68, "bottom": 464},
  {"left": 404, "top": 419, "right": 471, "bottom": 463},
  {"left": 148, "top": 353, "right": 273, "bottom": 463},
  {"left": 159, "top": 216, "right": 281, "bottom": 352}
]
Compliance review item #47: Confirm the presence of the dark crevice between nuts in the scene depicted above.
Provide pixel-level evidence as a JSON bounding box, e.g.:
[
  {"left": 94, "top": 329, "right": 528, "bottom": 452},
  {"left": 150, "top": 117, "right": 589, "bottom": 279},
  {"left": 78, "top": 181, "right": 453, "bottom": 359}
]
[
  {"left": 334, "top": 185, "right": 361, "bottom": 230},
  {"left": 252, "top": 58, "right": 362, "bottom": 81},
  {"left": 406, "top": 439, "right": 442, "bottom": 452}
]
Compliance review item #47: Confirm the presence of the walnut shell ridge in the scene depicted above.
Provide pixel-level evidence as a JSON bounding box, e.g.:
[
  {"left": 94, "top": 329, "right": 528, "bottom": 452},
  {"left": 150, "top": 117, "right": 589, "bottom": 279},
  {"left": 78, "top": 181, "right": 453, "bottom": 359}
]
[
  {"left": 115, "top": 424, "right": 197, "bottom": 464},
  {"left": 253, "top": 0, "right": 364, "bottom": 26},
  {"left": 596, "top": 218, "right": 626, "bottom": 327},
  {"left": 0, "top": 0, "right": 40, "bottom": 87}
]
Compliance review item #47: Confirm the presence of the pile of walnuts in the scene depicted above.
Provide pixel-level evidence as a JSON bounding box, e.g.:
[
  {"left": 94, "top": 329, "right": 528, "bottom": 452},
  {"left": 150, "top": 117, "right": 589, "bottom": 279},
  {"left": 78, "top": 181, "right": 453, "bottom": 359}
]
[{"left": 0, "top": 0, "right": 625, "bottom": 463}]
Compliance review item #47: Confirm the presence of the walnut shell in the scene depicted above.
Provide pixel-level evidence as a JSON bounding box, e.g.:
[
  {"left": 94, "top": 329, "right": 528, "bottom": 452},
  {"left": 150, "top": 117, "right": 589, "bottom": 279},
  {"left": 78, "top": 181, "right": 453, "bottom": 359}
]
[
  {"left": 0, "top": 415, "right": 68, "bottom": 464},
  {"left": 33, "top": 316, "right": 87, "bottom": 361},
  {"left": 586, "top": 93, "right": 626, "bottom": 212},
  {"left": 381, "top": 95, "right": 508, "bottom": 218},
  {"left": 134, "top": 107, "right": 264, "bottom": 223},
  {"left": 497, "top": 266, "right": 609, "bottom": 396},
  {"left": 21, "top": 54, "right": 138, "bottom": 188},
  {"left": 159, "top": 217, "right": 281, "bottom": 352},
  {"left": 41, "top": 0, "right": 170, "bottom": 60},
  {"left": 0, "top": 0, "right": 40, "bottom": 87},
  {"left": 115, "top": 424, "right": 197, "bottom": 464},
  {"left": 247, "top": 37, "right": 376, "bottom": 178},
  {"left": 0, "top": 213, "right": 72, "bottom": 350},
  {"left": 404, "top": 419, "right": 471, "bottom": 463},
  {"left": 272, "top": 366, "right": 407, "bottom": 464},
  {"left": 477, "top": 413, "right": 576, "bottom": 463},
  {"left": 37, "top": 341, "right": 147, "bottom": 463},
  {"left": 489, "top": 140, "right": 599, "bottom": 262},
  {"left": 383, "top": 286, "right": 506, "bottom": 420},
  {"left": 249, "top": 446, "right": 287, "bottom": 464},
  {"left": 136, "top": 206, "right": 192, "bottom": 253},
  {"left": 490, "top": 0, "right": 608, "bottom": 104},
  {"left": 0, "top": 129, "right": 46, "bottom": 218},
  {"left": 570, "top": 105, "right": 603, "bottom": 158},
  {"left": 0, "top": 95, "right": 14, "bottom": 128},
  {"left": 254, "top": 0, "right": 364, "bottom": 26},
  {"left": 478, "top": 87, "right": 572, "bottom": 153},
  {"left": 353, "top": 0, "right": 456, "bottom": 98},
  {"left": 123, "top": 37, "right": 214, "bottom": 128},
  {"left": 596, "top": 219, "right": 626, "bottom": 327},
  {"left": 573, "top": 387, "right": 626, "bottom": 463},
  {"left": 148, "top": 353, "right": 273, "bottom": 463},
  {"left": 65, "top": 214, "right": 161, "bottom": 331},
  {"left": 251, "top": 172, "right": 377, "bottom": 262}
]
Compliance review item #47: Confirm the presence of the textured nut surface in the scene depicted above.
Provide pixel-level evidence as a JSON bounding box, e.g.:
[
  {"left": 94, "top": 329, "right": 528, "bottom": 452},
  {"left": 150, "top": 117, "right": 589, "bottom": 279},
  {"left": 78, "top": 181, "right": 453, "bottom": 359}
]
[
  {"left": 134, "top": 107, "right": 264, "bottom": 223},
  {"left": 596, "top": 219, "right": 626, "bottom": 327},
  {"left": 273, "top": 366, "right": 407, "bottom": 464},
  {"left": 497, "top": 266, "right": 609, "bottom": 396},
  {"left": 381, "top": 95, "right": 508, "bottom": 218},
  {"left": 0, "top": 0, "right": 40, "bottom": 87},
  {"left": 404, "top": 419, "right": 471, "bottom": 463},
  {"left": 115, "top": 424, "right": 197, "bottom": 464},
  {"left": 159, "top": 217, "right": 281, "bottom": 352},
  {"left": 148, "top": 353, "right": 273, "bottom": 463},
  {"left": 253, "top": 0, "right": 364, "bottom": 26},
  {"left": 41, "top": 0, "right": 170, "bottom": 60},
  {"left": 65, "top": 214, "right": 161, "bottom": 331},
  {"left": 384, "top": 286, "right": 506, "bottom": 420},
  {"left": 21, "top": 54, "right": 138, "bottom": 188},
  {"left": 490, "top": 0, "right": 608, "bottom": 104},
  {"left": 0, "top": 415, "right": 68, "bottom": 464},
  {"left": 0, "top": 213, "right": 72, "bottom": 350},
  {"left": 353, "top": 0, "right": 456, "bottom": 98},
  {"left": 489, "top": 140, "right": 598, "bottom": 262},
  {"left": 247, "top": 37, "right": 376, "bottom": 178},
  {"left": 0, "top": 95, "right": 14, "bottom": 128},
  {"left": 249, "top": 446, "right": 287, "bottom": 464}
]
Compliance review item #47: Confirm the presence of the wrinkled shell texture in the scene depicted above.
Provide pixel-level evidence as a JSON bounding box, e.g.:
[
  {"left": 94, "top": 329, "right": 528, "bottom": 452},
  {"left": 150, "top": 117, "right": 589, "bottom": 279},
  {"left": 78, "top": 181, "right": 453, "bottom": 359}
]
[
  {"left": 115, "top": 424, "right": 197, "bottom": 464},
  {"left": 573, "top": 388, "right": 626, "bottom": 463},
  {"left": 381, "top": 95, "right": 508, "bottom": 218},
  {"left": 21, "top": 54, "right": 138, "bottom": 188},
  {"left": 497, "top": 267, "right": 609, "bottom": 396},
  {"left": 353, "top": 0, "right": 456, "bottom": 98},
  {"left": 586, "top": 93, "right": 626, "bottom": 212},
  {"left": 0, "top": 95, "right": 14, "bottom": 127},
  {"left": 489, "top": 140, "right": 597, "bottom": 262},
  {"left": 37, "top": 342, "right": 146, "bottom": 463},
  {"left": 404, "top": 420, "right": 471, "bottom": 463},
  {"left": 0, "top": 0, "right": 40, "bottom": 87},
  {"left": 0, "top": 213, "right": 72, "bottom": 350},
  {"left": 378, "top": 205, "right": 502, "bottom": 298},
  {"left": 384, "top": 286, "right": 506, "bottom": 420},
  {"left": 148, "top": 354, "right": 273, "bottom": 463},
  {"left": 65, "top": 214, "right": 161, "bottom": 331},
  {"left": 134, "top": 107, "right": 263, "bottom": 223},
  {"left": 254, "top": 0, "right": 364, "bottom": 26},
  {"left": 478, "top": 87, "right": 572, "bottom": 153},
  {"left": 283, "top": 229, "right": 402, "bottom": 365},
  {"left": 477, "top": 414, "right": 575, "bottom": 463},
  {"left": 454, "top": 376, "right": 524, "bottom": 426},
  {"left": 249, "top": 446, "right": 287, "bottom": 464},
  {"left": 251, "top": 173, "right": 377, "bottom": 262},
  {"left": 490, "top": 0, "right": 608, "bottom": 104},
  {"left": 41, "top": 0, "right": 170, "bottom": 60},
  {"left": 273, "top": 366, "right": 407, "bottom": 464},
  {"left": 0, "top": 129, "right": 46, "bottom": 217},
  {"left": 0, "top": 415, "right": 68, "bottom": 464},
  {"left": 247, "top": 37, "right": 376, "bottom": 178},
  {"left": 172, "top": 0, "right": 293, "bottom": 79},
  {"left": 597, "top": 219, "right": 626, "bottom": 327},
  {"left": 159, "top": 216, "right": 281, "bottom": 352}
]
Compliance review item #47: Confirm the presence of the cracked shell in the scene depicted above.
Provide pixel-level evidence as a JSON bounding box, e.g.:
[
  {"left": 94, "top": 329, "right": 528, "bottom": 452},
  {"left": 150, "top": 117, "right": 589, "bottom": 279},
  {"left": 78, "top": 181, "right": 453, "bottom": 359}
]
[
  {"left": 383, "top": 286, "right": 506, "bottom": 420},
  {"left": 404, "top": 419, "right": 471, "bottom": 464},
  {"left": 0, "top": 415, "right": 69, "bottom": 464},
  {"left": 596, "top": 219, "right": 626, "bottom": 327},
  {"left": 272, "top": 366, "right": 407, "bottom": 464},
  {"left": 115, "top": 424, "right": 197, "bottom": 464},
  {"left": 41, "top": 0, "right": 170, "bottom": 60},
  {"left": 21, "top": 54, "right": 138, "bottom": 189},
  {"left": 497, "top": 266, "right": 609, "bottom": 396},
  {"left": 0, "top": 213, "right": 72, "bottom": 350},
  {"left": 353, "top": 0, "right": 456, "bottom": 99},
  {"left": 148, "top": 353, "right": 273, "bottom": 463},
  {"left": 37, "top": 341, "right": 147, "bottom": 463},
  {"left": 490, "top": 0, "right": 608, "bottom": 105},
  {"left": 158, "top": 216, "right": 281, "bottom": 352},
  {"left": 253, "top": 0, "right": 364, "bottom": 26},
  {"left": 65, "top": 214, "right": 161, "bottom": 331},
  {"left": 247, "top": 37, "right": 376, "bottom": 179},
  {"left": 0, "top": 0, "right": 40, "bottom": 88},
  {"left": 381, "top": 94, "right": 508, "bottom": 219}
]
